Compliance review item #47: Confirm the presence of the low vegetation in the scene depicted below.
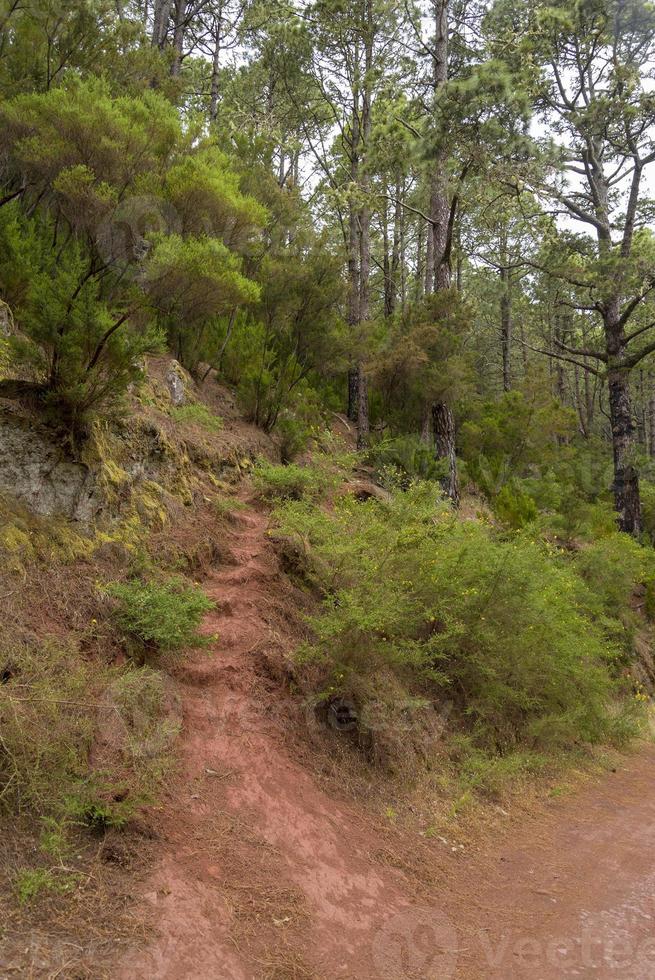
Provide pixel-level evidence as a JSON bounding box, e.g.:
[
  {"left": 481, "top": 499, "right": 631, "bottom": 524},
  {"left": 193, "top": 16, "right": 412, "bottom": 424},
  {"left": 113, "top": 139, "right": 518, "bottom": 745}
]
[
  {"left": 272, "top": 466, "right": 649, "bottom": 777},
  {"left": 0, "top": 641, "right": 178, "bottom": 828},
  {"left": 106, "top": 576, "right": 215, "bottom": 660},
  {"left": 171, "top": 403, "right": 224, "bottom": 432}
]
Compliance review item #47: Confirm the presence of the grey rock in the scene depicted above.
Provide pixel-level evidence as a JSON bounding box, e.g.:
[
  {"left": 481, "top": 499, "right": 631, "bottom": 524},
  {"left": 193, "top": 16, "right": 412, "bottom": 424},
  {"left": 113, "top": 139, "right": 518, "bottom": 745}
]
[
  {"left": 166, "top": 361, "right": 187, "bottom": 406},
  {"left": 0, "top": 411, "right": 101, "bottom": 521}
]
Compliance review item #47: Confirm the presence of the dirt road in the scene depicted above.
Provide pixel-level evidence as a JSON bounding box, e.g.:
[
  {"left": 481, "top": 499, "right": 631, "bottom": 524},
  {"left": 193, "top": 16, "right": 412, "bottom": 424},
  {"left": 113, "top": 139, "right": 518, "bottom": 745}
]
[{"left": 117, "top": 500, "right": 655, "bottom": 980}]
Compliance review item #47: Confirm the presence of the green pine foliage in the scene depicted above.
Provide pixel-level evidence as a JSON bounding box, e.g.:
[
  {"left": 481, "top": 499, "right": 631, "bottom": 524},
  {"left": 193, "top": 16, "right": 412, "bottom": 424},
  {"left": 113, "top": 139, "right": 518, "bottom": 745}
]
[
  {"left": 273, "top": 482, "right": 643, "bottom": 761},
  {"left": 106, "top": 577, "right": 214, "bottom": 659}
]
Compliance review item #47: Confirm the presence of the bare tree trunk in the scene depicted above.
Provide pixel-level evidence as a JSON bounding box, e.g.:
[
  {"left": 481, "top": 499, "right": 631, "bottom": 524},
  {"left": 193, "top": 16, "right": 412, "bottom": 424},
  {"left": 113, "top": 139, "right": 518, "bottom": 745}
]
[
  {"left": 209, "top": 4, "right": 223, "bottom": 122},
  {"left": 424, "top": 0, "right": 458, "bottom": 504},
  {"left": 355, "top": 0, "right": 372, "bottom": 449},
  {"left": 424, "top": 205, "right": 434, "bottom": 294},
  {"left": 346, "top": 71, "right": 361, "bottom": 424},
  {"left": 170, "top": 0, "right": 186, "bottom": 74},
  {"left": 608, "top": 363, "right": 641, "bottom": 535},
  {"left": 430, "top": 0, "right": 450, "bottom": 291},
  {"left": 573, "top": 363, "right": 588, "bottom": 438},
  {"left": 420, "top": 402, "right": 431, "bottom": 443},
  {"left": 278, "top": 147, "right": 286, "bottom": 187},
  {"left": 415, "top": 219, "right": 425, "bottom": 300},
  {"left": 382, "top": 189, "right": 393, "bottom": 318},
  {"left": 151, "top": 0, "right": 172, "bottom": 47},
  {"left": 433, "top": 402, "right": 459, "bottom": 506},
  {"left": 553, "top": 313, "right": 567, "bottom": 404},
  {"left": 500, "top": 263, "right": 512, "bottom": 392},
  {"left": 649, "top": 372, "right": 655, "bottom": 458},
  {"left": 605, "top": 299, "right": 641, "bottom": 534},
  {"left": 638, "top": 369, "right": 647, "bottom": 449}
]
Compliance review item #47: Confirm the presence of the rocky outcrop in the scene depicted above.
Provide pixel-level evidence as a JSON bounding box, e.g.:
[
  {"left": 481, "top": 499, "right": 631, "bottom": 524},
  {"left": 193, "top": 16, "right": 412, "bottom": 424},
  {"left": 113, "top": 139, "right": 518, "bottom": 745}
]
[
  {"left": 165, "top": 361, "right": 188, "bottom": 406},
  {"left": 0, "top": 410, "right": 101, "bottom": 521}
]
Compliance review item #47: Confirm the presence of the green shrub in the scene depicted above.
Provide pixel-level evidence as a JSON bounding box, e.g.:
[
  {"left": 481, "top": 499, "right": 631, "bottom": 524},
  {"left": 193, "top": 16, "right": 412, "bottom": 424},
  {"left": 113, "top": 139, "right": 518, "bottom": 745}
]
[
  {"left": 451, "top": 738, "right": 549, "bottom": 799},
  {"left": 273, "top": 483, "right": 638, "bottom": 758},
  {"left": 367, "top": 435, "right": 447, "bottom": 488},
  {"left": 0, "top": 642, "right": 96, "bottom": 817},
  {"left": 253, "top": 461, "right": 324, "bottom": 500},
  {"left": 106, "top": 576, "right": 214, "bottom": 657},
  {"left": 275, "top": 412, "right": 314, "bottom": 463},
  {"left": 253, "top": 441, "right": 356, "bottom": 503},
  {"left": 171, "top": 403, "right": 223, "bottom": 432},
  {"left": 253, "top": 450, "right": 347, "bottom": 501},
  {"left": 573, "top": 533, "right": 653, "bottom": 619},
  {"left": 493, "top": 481, "right": 539, "bottom": 529}
]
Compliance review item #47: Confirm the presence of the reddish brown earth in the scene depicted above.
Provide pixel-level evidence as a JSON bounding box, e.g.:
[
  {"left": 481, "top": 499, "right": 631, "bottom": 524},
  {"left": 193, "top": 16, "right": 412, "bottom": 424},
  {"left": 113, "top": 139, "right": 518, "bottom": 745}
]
[{"left": 117, "top": 498, "right": 655, "bottom": 980}]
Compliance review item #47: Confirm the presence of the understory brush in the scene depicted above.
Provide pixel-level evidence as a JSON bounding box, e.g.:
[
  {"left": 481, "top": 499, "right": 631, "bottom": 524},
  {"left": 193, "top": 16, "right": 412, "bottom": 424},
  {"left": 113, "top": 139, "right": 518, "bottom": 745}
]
[
  {"left": 253, "top": 440, "right": 355, "bottom": 501},
  {"left": 0, "top": 641, "right": 179, "bottom": 828},
  {"left": 106, "top": 575, "right": 214, "bottom": 661},
  {"left": 171, "top": 402, "right": 224, "bottom": 432},
  {"left": 272, "top": 482, "right": 644, "bottom": 780}
]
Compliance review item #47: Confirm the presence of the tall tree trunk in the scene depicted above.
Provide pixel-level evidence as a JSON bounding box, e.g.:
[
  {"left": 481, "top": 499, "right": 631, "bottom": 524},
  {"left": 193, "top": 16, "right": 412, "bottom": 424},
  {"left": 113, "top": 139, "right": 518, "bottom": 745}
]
[
  {"left": 608, "top": 364, "right": 641, "bottom": 535},
  {"left": 638, "top": 370, "right": 647, "bottom": 449},
  {"left": 433, "top": 402, "right": 459, "bottom": 505},
  {"left": 420, "top": 402, "right": 431, "bottom": 444},
  {"left": 151, "top": 0, "right": 172, "bottom": 47},
  {"left": 355, "top": 0, "right": 372, "bottom": 449},
  {"left": 500, "top": 263, "right": 512, "bottom": 392},
  {"left": 209, "top": 5, "right": 223, "bottom": 122},
  {"left": 278, "top": 147, "right": 286, "bottom": 187},
  {"left": 605, "top": 302, "right": 641, "bottom": 534},
  {"left": 170, "top": 0, "right": 186, "bottom": 74},
  {"left": 429, "top": 0, "right": 450, "bottom": 291},
  {"left": 649, "top": 371, "right": 655, "bottom": 458},
  {"left": 424, "top": 206, "right": 434, "bottom": 295},
  {"left": 382, "top": 189, "right": 393, "bottom": 318},
  {"left": 346, "top": 69, "right": 361, "bottom": 424},
  {"left": 415, "top": 219, "right": 425, "bottom": 300},
  {"left": 425, "top": 0, "right": 458, "bottom": 504},
  {"left": 391, "top": 175, "right": 402, "bottom": 313},
  {"left": 553, "top": 313, "right": 567, "bottom": 404}
]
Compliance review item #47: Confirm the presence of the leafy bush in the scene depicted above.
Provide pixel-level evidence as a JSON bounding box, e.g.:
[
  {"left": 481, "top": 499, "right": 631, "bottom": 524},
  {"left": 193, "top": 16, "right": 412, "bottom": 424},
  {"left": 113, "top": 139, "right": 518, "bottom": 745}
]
[
  {"left": 367, "top": 435, "right": 447, "bottom": 488},
  {"left": 640, "top": 479, "right": 655, "bottom": 544},
  {"left": 106, "top": 576, "right": 214, "bottom": 657},
  {"left": 253, "top": 461, "right": 325, "bottom": 500},
  {"left": 0, "top": 642, "right": 96, "bottom": 817},
  {"left": 572, "top": 533, "right": 655, "bottom": 651},
  {"left": 273, "top": 483, "right": 637, "bottom": 760},
  {"left": 275, "top": 411, "right": 315, "bottom": 463},
  {"left": 493, "top": 481, "right": 539, "bottom": 529},
  {"left": 253, "top": 449, "right": 349, "bottom": 501}
]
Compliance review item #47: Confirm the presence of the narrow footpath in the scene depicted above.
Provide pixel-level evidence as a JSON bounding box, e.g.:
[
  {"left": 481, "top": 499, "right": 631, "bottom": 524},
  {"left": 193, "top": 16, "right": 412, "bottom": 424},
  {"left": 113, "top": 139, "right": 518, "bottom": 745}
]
[{"left": 118, "top": 498, "right": 655, "bottom": 980}]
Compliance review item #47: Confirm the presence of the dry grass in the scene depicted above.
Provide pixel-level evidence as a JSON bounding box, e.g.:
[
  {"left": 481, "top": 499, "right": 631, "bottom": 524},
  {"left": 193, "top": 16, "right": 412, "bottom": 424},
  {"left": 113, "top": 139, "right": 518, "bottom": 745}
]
[{"left": 0, "top": 819, "right": 157, "bottom": 978}]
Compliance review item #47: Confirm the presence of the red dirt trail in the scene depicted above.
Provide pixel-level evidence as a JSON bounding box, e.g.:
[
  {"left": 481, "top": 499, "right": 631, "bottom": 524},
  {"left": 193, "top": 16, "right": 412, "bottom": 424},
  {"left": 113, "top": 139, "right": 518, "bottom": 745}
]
[{"left": 117, "top": 500, "right": 655, "bottom": 980}]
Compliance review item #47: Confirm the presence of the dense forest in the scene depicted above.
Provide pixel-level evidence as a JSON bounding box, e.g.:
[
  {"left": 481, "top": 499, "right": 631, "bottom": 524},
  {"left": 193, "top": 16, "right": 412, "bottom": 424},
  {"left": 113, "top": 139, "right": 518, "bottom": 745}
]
[
  {"left": 2, "top": 0, "right": 655, "bottom": 965},
  {"left": 1, "top": 0, "right": 654, "bottom": 534}
]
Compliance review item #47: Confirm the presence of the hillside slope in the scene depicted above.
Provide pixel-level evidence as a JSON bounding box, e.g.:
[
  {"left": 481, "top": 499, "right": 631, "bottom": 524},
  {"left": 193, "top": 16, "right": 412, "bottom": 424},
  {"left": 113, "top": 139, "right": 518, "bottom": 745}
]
[
  {"left": 2, "top": 359, "right": 655, "bottom": 980},
  {"left": 116, "top": 485, "right": 655, "bottom": 980}
]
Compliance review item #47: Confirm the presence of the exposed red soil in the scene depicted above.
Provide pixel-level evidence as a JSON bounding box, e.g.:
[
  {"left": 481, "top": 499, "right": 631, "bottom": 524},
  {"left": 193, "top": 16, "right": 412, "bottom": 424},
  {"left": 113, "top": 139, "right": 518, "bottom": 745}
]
[{"left": 117, "top": 498, "right": 655, "bottom": 980}]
